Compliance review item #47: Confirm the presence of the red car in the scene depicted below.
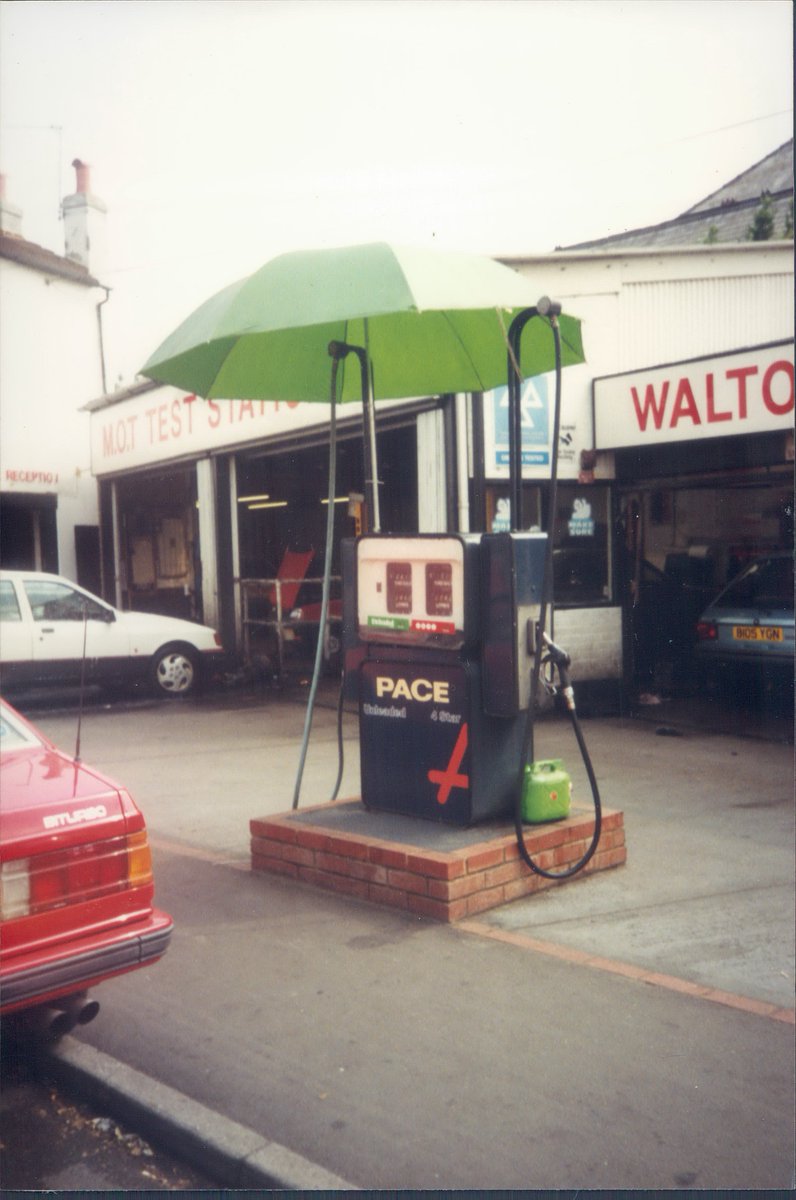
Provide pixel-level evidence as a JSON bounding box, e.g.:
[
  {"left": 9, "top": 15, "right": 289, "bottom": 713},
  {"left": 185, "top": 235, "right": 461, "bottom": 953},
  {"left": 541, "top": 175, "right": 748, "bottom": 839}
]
[{"left": 0, "top": 698, "right": 172, "bottom": 1037}]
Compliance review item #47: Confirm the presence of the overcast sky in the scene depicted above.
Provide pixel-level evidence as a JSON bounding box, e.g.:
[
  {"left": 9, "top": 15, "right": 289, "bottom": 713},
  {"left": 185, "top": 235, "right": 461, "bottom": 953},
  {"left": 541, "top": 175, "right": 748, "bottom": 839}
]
[{"left": 1, "top": 0, "right": 793, "bottom": 387}]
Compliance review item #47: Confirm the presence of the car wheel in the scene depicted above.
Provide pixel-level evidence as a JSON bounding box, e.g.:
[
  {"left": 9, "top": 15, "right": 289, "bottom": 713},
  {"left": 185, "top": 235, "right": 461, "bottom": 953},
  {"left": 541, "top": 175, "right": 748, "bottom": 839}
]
[{"left": 150, "top": 644, "right": 200, "bottom": 698}]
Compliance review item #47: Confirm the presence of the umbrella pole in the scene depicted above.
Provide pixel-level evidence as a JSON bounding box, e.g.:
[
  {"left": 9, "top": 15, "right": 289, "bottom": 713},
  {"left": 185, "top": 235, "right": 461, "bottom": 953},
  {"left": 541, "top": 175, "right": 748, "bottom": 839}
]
[
  {"left": 365, "top": 385, "right": 381, "bottom": 533},
  {"left": 292, "top": 345, "right": 344, "bottom": 810},
  {"left": 360, "top": 342, "right": 381, "bottom": 533},
  {"left": 340, "top": 342, "right": 380, "bottom": 533}
]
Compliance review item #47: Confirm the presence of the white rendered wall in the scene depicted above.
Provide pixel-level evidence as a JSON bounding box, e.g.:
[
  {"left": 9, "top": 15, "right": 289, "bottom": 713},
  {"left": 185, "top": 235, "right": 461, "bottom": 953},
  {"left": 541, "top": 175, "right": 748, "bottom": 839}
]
[
  {"left": 553, "top": 607, "right": 623, "bottom": 682},
  {"left": 508, "top": 242, "right": 794, "bottom": 457},
  {"left": 0, "top": 256, "right": 105, "bottom": 579}
]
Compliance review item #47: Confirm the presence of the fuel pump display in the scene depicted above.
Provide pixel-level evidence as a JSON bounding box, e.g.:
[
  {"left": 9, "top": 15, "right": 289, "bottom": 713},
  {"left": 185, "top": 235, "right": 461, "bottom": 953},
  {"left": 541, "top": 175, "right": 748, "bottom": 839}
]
[
  {"left": 357, "top": 536, "right": 468, "bottom": 646},
  {"left": 345, "top": 532, "right": 547, "bottom": 826}
]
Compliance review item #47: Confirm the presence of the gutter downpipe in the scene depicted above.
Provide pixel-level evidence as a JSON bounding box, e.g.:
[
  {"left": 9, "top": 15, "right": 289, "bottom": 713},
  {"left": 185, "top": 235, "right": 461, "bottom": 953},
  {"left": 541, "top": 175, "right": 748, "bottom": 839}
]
[{"left": 96, "top": 286, "right": 111, "bottom": 394}]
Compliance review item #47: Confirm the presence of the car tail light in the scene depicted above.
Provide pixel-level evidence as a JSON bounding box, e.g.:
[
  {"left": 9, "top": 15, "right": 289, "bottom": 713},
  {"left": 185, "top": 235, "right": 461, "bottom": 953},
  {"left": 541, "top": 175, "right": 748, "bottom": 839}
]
[
  {"left": 0, "top": 860, "right": 30, "bottom": 919},
  {"left": 0, "top": 832, "right": 153, "bottom": 921},
  {"left": 695, "top": 620, "right": 718, "bottom": 641}
]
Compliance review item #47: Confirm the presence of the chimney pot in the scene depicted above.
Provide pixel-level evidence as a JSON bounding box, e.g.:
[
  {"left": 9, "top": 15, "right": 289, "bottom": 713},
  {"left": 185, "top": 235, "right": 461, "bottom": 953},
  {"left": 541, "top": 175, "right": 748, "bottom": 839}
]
[
  {"left": 72, "top": 158, "right": 91, "bottom": 194},
  {"left": 63, "top": 159, "right": 106, "bottom": 274}
]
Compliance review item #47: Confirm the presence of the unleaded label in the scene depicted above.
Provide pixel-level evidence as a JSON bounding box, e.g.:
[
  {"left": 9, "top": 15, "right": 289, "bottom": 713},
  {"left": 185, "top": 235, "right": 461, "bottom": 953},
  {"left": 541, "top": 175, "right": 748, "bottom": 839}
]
[{"left": 367, "top": 615, "right": 410, "bottom": 631}]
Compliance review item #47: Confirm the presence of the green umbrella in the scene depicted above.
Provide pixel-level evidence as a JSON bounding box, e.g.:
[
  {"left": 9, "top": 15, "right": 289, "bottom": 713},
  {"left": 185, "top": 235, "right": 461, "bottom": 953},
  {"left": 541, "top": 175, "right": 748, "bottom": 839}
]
[{"left": 141, "top": 241, "right": 584, "bottom": 405}]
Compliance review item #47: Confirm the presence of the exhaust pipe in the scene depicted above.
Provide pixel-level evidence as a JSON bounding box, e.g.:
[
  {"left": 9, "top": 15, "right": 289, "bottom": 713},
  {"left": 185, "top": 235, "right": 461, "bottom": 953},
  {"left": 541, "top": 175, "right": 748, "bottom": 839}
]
[
  {"left": 51, "top": 992, "right": 101, "bottom": 1030},
  {"left": 75, "top": 998, "right": 101, "bottom": 1025},
  {"left": 20, "top": 993, "right": 101, "bottom": 1041},
  {"left": 47, "top": 1008, "right": 78, "bottom": 1040}
]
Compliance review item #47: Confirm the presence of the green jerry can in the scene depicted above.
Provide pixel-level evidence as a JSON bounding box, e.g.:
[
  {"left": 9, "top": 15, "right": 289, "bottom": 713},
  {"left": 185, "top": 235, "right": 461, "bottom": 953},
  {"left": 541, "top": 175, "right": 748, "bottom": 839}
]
[{"left": 521, "top": 759, "right": 572, "bottom": 823}]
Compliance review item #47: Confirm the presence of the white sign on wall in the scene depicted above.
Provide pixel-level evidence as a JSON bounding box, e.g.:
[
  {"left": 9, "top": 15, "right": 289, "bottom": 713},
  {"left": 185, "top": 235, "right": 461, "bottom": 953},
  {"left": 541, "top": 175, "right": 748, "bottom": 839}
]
[
  {"left": 89, "top": 386, "right": 412, "bottom": 476},
  {"left": 483, "top": 364, "right": 592, "bottom": 480},
  {"left": 593, "top": 341, "right": 794, "bottom": 450}
]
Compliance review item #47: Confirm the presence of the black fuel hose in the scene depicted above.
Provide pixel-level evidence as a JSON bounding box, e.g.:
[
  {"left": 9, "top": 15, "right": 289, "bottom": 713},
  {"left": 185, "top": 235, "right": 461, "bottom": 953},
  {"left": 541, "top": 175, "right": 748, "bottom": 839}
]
[
  {"left": 296, "top": 340, "right": 366, "bottom": 808},
  {"left": 330, "top": 674, "right": 346, "bottom": 802},
  {"left": 512, "top": 314, "right": 602, "bottom": 879},
  {"left": 514, "top": 636, "right": 602, "bottom": 879},
  {"left": 292, "top": 346, "right": 342, "bottom": 811}
]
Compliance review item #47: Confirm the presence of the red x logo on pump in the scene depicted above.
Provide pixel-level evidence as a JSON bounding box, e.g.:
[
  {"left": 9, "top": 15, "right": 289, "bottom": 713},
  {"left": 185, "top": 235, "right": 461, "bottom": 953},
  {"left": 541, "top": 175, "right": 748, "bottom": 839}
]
[{"left": 427, "top": 723, "right": 469, "bottom": 805}]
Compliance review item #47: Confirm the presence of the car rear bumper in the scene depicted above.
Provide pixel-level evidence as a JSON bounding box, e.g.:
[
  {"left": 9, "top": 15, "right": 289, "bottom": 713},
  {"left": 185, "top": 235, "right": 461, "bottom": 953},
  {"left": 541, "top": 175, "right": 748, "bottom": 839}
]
[
  {"left": 0, "top": 909, "right": 173, "bottom": 1014},
  {"left": 695, "top": 645, "right": 793, "bottom": 669}
]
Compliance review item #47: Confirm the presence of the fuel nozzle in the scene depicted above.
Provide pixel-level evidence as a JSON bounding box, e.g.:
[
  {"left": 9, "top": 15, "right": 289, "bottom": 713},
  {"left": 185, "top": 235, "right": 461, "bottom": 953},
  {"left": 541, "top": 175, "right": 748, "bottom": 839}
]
[{"left": 540, "top": 631, "right": 576, "bottom": 711}]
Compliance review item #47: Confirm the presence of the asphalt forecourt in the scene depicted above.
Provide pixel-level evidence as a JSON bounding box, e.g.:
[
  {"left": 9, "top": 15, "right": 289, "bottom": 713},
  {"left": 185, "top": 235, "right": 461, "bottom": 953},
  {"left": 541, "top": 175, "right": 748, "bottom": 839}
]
[{"left": 17, "top": 689, "right": 795, "bottom": 1189}]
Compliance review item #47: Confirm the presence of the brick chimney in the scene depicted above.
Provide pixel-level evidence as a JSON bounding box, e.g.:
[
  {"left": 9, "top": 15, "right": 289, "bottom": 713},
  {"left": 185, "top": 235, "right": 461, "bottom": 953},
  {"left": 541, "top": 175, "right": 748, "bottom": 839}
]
[
  {"left": 62, "top": 158, "right": 107, "bottom": 276},
  {"left": 0, "top": 173, "right": 24, "bottom": 237}
]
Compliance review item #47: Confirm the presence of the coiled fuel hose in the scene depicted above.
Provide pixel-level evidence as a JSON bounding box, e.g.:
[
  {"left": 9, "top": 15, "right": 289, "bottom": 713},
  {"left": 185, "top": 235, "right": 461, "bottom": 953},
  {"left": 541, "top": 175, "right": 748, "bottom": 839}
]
[{"left": 513, "top": 314, "right": 602, "bottom": 879}]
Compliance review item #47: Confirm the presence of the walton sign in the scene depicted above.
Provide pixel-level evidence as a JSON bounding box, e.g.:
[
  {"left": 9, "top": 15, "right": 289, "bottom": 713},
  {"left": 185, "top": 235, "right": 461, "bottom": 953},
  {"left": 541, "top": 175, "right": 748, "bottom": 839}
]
[{"left": 593, "top": 341, "right": 794, "bottom": 450}]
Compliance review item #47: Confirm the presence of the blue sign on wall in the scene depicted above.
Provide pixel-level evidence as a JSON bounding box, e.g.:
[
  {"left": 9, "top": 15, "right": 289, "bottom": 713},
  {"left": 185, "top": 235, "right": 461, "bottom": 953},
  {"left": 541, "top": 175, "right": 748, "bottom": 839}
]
[{"left": 492, "top": 375, "right": 550, "bottom": 467}]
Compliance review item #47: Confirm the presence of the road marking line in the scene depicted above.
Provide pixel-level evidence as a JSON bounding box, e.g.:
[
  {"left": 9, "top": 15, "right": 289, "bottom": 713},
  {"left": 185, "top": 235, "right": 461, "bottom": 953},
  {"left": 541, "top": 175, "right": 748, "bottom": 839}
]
[{"left": 457, "top": 919, "right": 795, "bottom": 1025}]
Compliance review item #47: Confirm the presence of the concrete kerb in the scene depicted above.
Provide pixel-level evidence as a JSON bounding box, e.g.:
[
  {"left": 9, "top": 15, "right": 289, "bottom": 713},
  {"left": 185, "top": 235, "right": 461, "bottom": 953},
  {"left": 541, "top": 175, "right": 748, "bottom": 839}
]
[{"left": 43, "top": 1036, "right": 357, "bottom": 1191}]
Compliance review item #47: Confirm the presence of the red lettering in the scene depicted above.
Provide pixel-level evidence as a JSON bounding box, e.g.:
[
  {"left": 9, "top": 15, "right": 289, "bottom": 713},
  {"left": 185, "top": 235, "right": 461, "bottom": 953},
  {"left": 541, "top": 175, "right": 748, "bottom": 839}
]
[
  {"left": 183, "top": 394, "right": 197, "bottom": 434},
  {"left": 207, "top": 400, "right": 221, "bottom": 428},
  {"left": 762, "top": 359, "right": 794, "bottom": 416},
  {"left": 705, "top": 372, "right": 731, "bottom": 423},
  {"left": 16, "top": 470, "right": 43, "bottom": 483},
  {"left": 103, "top": 415, "right": 137, "bottom": 455},
  {"left": 725, "top": 365, "right": 757, "bottom": 419},
  {"left": 157, "top": 403, "right": 169, "bottom": 442},
  {"left": 631, "top": 381, "right": 669, "bottom": 431},
  {"left": 239, "top": 400, "right": 255, "bottom": 421},
  {"left": 670, "top": 378, "right": 701, "bottom": 427},
  {"left": 171, "top": 397, "right": 183, "bottom": 438}
]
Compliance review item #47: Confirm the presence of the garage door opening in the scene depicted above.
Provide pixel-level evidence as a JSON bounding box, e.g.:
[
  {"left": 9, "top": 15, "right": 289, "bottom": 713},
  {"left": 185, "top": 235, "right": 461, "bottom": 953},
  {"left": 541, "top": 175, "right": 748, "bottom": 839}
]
[
  {"left": 114, "top": 468, "right": 199, "bottom": 620},
  {"left": 236, "top": 424, "right": 417, "bottom": 676}
]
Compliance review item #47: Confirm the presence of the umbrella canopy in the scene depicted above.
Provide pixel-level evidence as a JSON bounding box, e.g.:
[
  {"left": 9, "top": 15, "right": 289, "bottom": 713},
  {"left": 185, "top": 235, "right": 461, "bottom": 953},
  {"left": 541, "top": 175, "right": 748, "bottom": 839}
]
[{"left": 141, "top": 242, "right": 584, "bottom": 402}]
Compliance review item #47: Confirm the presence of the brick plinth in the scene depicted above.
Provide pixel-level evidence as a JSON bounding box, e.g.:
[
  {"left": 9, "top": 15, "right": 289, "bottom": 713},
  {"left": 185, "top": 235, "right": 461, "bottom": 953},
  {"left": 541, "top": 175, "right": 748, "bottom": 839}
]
[{"left": 250, "top": 800, "right": 626, "bottom": 922}]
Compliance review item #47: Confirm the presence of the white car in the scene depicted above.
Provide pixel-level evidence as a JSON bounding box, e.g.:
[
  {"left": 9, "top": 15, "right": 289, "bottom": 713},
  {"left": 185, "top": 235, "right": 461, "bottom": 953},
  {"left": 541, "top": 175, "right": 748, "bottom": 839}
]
[{"left": 0, "top": 570, "right": 224, "bottom": 699}]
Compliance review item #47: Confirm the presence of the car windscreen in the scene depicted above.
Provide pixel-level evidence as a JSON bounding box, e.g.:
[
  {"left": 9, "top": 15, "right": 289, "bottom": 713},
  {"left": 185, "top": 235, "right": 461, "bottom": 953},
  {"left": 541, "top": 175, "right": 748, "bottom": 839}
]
[
  {"left": 0, "top": 705, "right": 41, "bottom": 752},
  {"left": 23, "top": 580, "right": 111, "bottom": 622},
  {"left": 0, "top": 580, "right": 23, "bottom": 622},
  {"left": 714, "top": 558, "right": 794, "bottom": 612}
]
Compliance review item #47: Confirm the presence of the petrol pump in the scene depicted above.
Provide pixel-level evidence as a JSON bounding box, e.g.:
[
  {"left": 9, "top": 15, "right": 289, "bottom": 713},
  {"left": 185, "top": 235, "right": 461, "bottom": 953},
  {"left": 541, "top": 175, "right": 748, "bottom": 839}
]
[{"left": 341, "top": 531, "right": 547, "bottom": 825}]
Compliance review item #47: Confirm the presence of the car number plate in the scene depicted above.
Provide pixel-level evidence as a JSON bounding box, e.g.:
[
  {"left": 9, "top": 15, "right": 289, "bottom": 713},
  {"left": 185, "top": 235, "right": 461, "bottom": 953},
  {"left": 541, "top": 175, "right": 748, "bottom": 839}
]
[{"left": 732, "top": 625, "right": 783, "bottom": 643}]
